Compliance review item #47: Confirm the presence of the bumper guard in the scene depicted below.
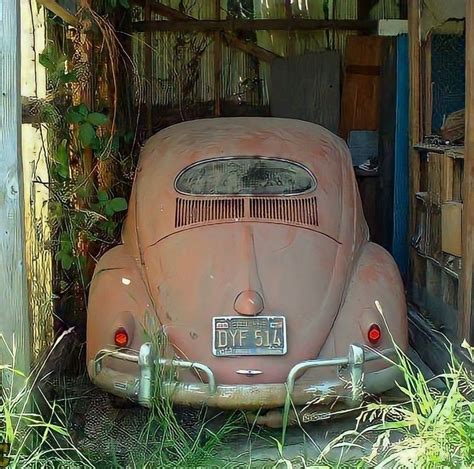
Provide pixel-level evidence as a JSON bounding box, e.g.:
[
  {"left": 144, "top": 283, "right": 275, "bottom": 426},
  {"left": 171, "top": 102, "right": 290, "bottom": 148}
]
[{"left": 92, "top": 343, "right": 395, "bottom": 408}]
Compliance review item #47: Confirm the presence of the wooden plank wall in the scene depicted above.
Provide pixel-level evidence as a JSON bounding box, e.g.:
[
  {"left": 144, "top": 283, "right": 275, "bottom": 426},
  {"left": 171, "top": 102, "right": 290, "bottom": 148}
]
[
  {"left": 0, "top": 2, "right": 31, "bottom": 380},
  {"left": 408, "top": 1, "right": 473, "bottom": 348}
]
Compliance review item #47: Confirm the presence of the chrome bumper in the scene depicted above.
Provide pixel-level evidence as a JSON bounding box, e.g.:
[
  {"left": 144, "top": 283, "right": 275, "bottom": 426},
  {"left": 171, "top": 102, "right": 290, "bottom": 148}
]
[{"left": 90, "top": 344, "right": 397, "bottom": 409}]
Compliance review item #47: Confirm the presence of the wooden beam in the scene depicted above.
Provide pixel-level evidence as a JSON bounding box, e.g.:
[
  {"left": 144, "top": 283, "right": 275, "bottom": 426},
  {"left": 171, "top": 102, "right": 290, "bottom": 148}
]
[
  {"left": 213, "top": 0, "right": 221, "bottom": 117},
  {"left": 36, "top": 0, "right": 78, "bottom": 26},
  {"left": 461, "top": 0, "right": 474, "bottom": 342},
  {"left": 0, "top": 0, "right": 31, "bottom": 383},
  {"left": 144, "top": 0, "right": 153, "bottom": 136},
  {"left": 221, "top": 34, "right": 277, "bottom": 64},
  {"left": 408, "top": 0, "right": 422, "bottom": 286},
  {"left": 131, "top": 0, "right": 279, "bottom": 63},
  {"left": 132, "top": 18, "right": 379, "bottom": 33}
]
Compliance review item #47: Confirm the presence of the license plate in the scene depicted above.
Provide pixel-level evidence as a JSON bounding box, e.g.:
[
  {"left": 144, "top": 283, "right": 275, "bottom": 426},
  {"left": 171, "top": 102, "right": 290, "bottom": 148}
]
[{"left": 212, "top": 316, "right": 287, "bottom": 357}]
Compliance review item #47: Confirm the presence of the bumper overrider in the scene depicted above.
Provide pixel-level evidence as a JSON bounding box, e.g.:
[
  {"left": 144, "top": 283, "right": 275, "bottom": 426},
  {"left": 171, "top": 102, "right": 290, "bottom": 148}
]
[{"left": 88, "top": 344, "right": 402, "bottom": 410}]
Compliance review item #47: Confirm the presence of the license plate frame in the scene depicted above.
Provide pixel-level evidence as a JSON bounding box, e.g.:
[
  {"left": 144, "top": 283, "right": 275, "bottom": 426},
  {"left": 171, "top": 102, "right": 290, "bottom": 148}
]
[{"left": 212, "top": 316, "right": 287, "bottom": 357}]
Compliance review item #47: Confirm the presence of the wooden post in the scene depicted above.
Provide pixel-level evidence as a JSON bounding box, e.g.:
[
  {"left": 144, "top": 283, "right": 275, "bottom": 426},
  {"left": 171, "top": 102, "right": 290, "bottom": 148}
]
[
  {"left": 0, "top": 1, "right": 31, "bottom": 379},
  {"left": 408, "top": 0, "right": 422, "bottom": 288},
  {"left": 213, "top": 0, "right": 221, "bottom": 116},
  {"left": 133, "top": 18, "right": 379, "bottom": 33},
  {"left": 461, "top": 0, "right": 474, "bottom": 342},
  {"left": 144, "top": 0, "right": 153, "bottom": 135},
  {"left": 285, "top": 0, "right": 295, "bottom": 56}
]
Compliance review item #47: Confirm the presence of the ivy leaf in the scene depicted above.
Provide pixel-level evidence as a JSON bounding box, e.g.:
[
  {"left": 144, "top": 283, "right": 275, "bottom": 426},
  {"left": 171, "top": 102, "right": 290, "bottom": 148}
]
[
  {"left": 104, "top": 204, "right": 115, "bottom": 217},
  {"left": 60, "top": 252, "right": 74, "bottom": 270},
  {"left": 60, "top": 232, "right": 72, "bottom": 245},
  {"left": 89, "top": 136, "right": 102, "bottom": 151},
  {"left": 118, "top": 0, "right": 130, "bottom": 7},
  {"left": 57, "top": 166, "right": 68, "bottom": 179},
  {"left": 67, "top": 110, "right": 84, "bottom": 124},
  {"left": 55, "top": 53, "right": 67, "bottom": 74},
  {"left": 97, "top": 190, "right": 109, "bottom": 203},
  {"left": 56, "top": 139, "right": 68, "bottom": 165},
  {"left": 39, "top": 52, "right": 55, "bottom": 71},
  {"left": 51, "top": 201, "right": 63, "bottom": 219},
  {"left": 87, "top": 112, "right": 108, "bottom": 126},
  {"left": 109, "top": 197, "right": 128, "bottom": 212},
  {"left": 39, "top": 45, "right": 67, "bottom": 84},
  {"left": 79, "top": 122, "right": 96, "bottom": 147},
  {"left": 56, "top": 234, "right": 74, "bottom": 270},
  {"left": 77, "top": 103, "right": 89, "bottom": 117},
  {"left": 56, "top": 139, "right": 69, "bottom": 179},
  {"left": 60, "top": 71, "right": 78, "bottom": 84},
  {"left": 109, "top": 0, "right": 117, "bottom": 7}
]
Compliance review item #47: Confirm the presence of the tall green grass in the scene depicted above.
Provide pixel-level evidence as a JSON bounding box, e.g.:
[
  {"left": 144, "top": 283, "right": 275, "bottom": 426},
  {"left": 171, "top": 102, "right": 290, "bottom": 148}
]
[
  {"left": 0, "top": 334, "right": 93, "bottom": 468},
  {"left": 124, "top": 326, "right": 242, "bottom": 468},
  {"left": 274, "top": 341, "right": 473, "bottom": 468},
  {"left": 1, "top": 326, "right": 472, "bottom": 468}
]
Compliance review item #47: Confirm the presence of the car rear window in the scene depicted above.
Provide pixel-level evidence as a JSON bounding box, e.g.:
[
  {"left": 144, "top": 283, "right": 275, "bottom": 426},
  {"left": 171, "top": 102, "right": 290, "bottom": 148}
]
[{"left": 175, "top": 158, "right": 316, "bottom": 196}]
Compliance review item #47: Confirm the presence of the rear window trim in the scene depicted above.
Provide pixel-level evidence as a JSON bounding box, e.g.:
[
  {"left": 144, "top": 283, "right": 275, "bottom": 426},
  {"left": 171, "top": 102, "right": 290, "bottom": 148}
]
[{"left": 174, "top": 156, "right": 317, "bottom": 197}]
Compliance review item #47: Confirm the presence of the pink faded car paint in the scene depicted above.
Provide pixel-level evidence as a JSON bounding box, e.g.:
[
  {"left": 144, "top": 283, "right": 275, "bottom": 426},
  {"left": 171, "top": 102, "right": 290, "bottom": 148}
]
[{"left": 87, "top": 117, "right": 408, "bottom": 409}]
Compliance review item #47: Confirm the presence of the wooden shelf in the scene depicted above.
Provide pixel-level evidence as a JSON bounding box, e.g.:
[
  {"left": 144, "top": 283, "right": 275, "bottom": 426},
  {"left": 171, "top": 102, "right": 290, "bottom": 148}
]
[
  {"left": 411, "top": 246, "right": 460, "bottom": 280},
  {"left": 414, "top": 143, "right": 464, "bottom": 159}
]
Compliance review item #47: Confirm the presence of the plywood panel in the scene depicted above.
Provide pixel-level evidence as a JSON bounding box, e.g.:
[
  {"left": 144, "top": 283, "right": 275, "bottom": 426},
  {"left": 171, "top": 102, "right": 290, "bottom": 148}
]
[
  {"left": 270, "top": 51, "right": 341, "bottom": 134},
  {"left": 340, "top": 35, "right": 387, "bottom": 139}
]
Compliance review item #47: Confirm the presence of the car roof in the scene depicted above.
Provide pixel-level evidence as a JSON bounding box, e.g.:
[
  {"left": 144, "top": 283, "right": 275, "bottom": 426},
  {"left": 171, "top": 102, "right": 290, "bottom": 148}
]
[{"left": 138, "top": 117, "right": 347, "bottom": 173}]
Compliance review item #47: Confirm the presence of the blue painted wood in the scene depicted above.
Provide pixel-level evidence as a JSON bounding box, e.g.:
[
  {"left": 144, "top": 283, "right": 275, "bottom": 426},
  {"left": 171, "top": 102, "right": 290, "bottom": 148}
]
[{"left": 392, "top": 34, "right": 409, "bottom": 279}]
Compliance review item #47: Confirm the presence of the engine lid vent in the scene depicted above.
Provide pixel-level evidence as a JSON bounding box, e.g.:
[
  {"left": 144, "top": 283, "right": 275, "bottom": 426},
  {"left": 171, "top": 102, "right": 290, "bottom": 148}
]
[
  {"left": 175, "top": 196, "right": 318, "bottom": 229},
  {"left": 175, "top": 198, "right": 244, "bottom": 228},
  {"left": 249, "top": 197, "right": 318, "bottom": 226}
]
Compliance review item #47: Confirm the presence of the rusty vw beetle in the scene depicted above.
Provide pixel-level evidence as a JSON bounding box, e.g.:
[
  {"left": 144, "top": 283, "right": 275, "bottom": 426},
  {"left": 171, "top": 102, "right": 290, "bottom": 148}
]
[{"left": 87, "top": 118, "right": 408, "bottom": 413}]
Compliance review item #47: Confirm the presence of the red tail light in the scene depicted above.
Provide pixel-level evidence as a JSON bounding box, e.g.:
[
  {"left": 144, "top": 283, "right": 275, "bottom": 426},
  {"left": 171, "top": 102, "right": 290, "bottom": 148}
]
[
  {"left": 114, "top": 327, "right": 129, "bottom": 347},
  {"left": 368, "top": 324, "right": 381, "bottom": 344}
]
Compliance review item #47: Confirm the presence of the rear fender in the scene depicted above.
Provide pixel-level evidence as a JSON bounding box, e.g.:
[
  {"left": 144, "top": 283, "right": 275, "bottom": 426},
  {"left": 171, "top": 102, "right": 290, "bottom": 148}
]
[
  {"left": 86, "top": 245, "right": 157, "bottom": 375},
  {"left": 320, "top": 242, "right": 408, "bottom": 373}
]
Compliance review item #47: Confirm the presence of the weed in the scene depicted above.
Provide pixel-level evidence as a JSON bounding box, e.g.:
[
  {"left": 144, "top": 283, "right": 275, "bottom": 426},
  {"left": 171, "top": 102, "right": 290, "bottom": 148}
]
[
  {"left": 0, "top": 334, "right": 93, "bottom": 468},
  {"left": 315, "top": 341, "right": 473, "bottom": 468}
]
